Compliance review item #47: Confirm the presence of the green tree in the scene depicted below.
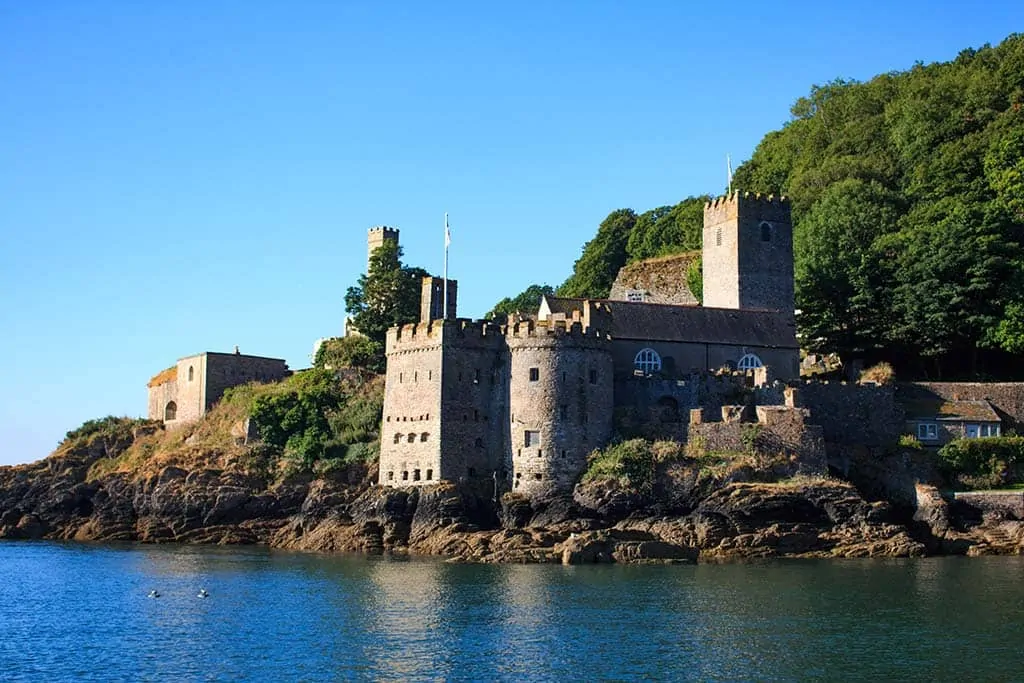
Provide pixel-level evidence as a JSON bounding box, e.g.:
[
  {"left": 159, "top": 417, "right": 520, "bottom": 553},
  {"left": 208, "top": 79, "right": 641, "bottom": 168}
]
[
  {"left": 314, "top": 336, "right": 385, "bottom": 374},
  {"left": 344, "top": 241, "right": 429, "bottom": 345},
  {"left": 558, "top": 209, "right": 636, "bottom": 298},
  {"left": 487, "top": 284, "right": 555, "bottom": 322}
]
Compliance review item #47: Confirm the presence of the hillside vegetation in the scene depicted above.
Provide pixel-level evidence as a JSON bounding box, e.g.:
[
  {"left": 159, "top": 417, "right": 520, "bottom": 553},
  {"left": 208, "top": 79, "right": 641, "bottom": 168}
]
[{"left": 545, "top": 34, "right": 1024, "bottom": 379}]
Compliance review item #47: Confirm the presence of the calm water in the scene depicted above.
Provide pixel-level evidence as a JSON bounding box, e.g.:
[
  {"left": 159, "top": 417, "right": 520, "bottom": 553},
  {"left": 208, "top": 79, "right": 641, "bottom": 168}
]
[{"left": 1, "top": 543, "right": 1022, "bottom": 682}]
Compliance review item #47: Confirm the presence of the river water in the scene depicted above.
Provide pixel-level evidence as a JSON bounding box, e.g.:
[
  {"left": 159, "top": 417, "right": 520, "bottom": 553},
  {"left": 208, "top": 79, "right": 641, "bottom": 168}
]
[{"left": 0, "top": 542, "right": 1021, "bottom": 681}]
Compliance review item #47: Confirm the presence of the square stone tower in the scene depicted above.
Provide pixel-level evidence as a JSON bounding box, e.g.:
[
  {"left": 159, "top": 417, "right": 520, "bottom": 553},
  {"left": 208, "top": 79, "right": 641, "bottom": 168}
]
[
  {"left": 420, "top": 276, "right": 458, "bottom": 321},
  {"left": 702, "top": 192, "right": 793, "bottom": 315},
  {"left": 367, "top": 226, "right": 400, "bottom": 268}
]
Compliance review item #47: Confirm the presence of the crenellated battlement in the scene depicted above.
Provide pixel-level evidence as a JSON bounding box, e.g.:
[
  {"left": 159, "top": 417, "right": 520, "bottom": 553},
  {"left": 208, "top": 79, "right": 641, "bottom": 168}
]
[
  {"left": 504, "top": 319, "right": 610, "bottom": 350},
  {"left": 704, "top": 191, "right": 790, "bottom": 211},
  {"left": 368, "top": 225, "right": 400, "bottom": 238}
]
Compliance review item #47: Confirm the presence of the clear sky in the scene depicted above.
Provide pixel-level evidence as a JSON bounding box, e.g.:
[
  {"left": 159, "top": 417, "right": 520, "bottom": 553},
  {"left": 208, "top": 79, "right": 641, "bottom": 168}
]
[{"left": 2, "top": 2, "right": 1021, "bottom": 466}]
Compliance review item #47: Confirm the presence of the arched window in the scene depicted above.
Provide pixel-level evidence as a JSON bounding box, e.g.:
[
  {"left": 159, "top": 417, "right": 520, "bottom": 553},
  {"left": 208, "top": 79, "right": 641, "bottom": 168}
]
[
  {"left": 394, "top": 433, "right": 402, "bottom": 444},
  {"left": 737, "top": 353, "right": 764, "bottom": 371},
  {"left": 760, "top": 221, "right": 772, "bottom": 242},
  {"left": 634, "top": 348, "right": 662, "bottom": 374},
  {"left": 420, "top": 432, "right": 428, "bottom": 442},
  {"left": 188, "top": 366, "right": 194, "bottom": 382},
  {"left": 407, "top": 433, "right": 416, "bottom": 443},
  {"left": 164, "top": 401, "right": 177, "bottom": 421}
]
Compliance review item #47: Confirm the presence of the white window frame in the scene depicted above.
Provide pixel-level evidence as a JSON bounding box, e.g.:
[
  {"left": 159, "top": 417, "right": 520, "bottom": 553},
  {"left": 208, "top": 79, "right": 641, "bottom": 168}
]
[
  {"left": 917, "top": 423, "right": 938, "bottom": 441},
  {"left": 737, "top": 353, "right": 764, "bottom": 371},
  {"left": 634, "top": 348, "right": 662, "bottom": 374}
]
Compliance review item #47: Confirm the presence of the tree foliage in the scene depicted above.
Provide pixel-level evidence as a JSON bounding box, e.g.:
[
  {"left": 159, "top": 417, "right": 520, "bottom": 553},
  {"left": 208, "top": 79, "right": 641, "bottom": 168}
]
[
  {"left": 314, "top": 336, "right": 385, "bottom": 374},
  {"left": 344, "top": 241, "right": 429, "bottom": 345},
  {"left": 486, "top": 284, "right": 554, "bottom": 323},
  {"left": 731, "top": 34, "right": 1024, "bottom": 378}
]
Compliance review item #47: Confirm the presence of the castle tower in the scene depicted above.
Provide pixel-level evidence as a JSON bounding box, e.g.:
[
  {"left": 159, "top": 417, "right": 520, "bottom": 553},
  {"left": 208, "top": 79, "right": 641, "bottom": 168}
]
[
  {"left": 367, "top": 226, "right": 400, "bottom": 269},
  {"left": 420, "top": 276, "right": 458, "bottom": 322},
  {"left": 505, "top": 320, "right": 613, "bottom": 497},
  {"left": 702, "top": 192, "right": 793, "bottom": 315}
]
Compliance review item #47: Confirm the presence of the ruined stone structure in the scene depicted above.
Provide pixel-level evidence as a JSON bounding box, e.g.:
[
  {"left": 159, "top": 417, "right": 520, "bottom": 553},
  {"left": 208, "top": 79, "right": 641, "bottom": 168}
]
[
  {"left": 147, "top": 351, "right": 290, "bottom": 427},
  {"left": 608, "top": 252, "right": 700, "bottom": 305},
  {"left": 379, "top": 192, "right": 803, "bottom": 496}
]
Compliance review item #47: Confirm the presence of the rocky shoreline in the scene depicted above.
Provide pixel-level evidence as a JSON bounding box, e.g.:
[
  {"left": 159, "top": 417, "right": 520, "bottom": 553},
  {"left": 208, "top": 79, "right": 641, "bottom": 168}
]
[{"left": 2, "top": 431, "right": 1022, "bottom": 563}]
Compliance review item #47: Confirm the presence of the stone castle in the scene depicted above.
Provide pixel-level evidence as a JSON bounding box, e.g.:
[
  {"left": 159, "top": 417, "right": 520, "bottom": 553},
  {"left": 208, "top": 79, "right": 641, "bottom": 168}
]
[{"left": 378, "top": 192, "right": 802, "bottom": 495}]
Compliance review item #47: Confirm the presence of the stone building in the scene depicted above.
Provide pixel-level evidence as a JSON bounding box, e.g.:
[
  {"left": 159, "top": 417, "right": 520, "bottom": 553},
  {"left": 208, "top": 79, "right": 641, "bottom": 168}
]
[
  {"left": 378, "top": 191, "right": 802, "bottom": 497},
  {"left": 147, "top": 351, "right": 290, "bottom": 427}
]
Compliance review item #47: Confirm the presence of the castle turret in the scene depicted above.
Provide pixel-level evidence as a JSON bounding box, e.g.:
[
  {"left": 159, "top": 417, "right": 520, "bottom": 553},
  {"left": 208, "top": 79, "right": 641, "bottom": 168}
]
[
  {"left": 702, "top": 192, "right": 793, "bottom": 315},
  {"left": 420, "top": 276, "right": 458, "bottom": 322},
  {"left": 367, "top": 226, "right": 400, "bottom": 269},
  {"left": 506, "top": 320, "right": 613, "bottom": 497}
]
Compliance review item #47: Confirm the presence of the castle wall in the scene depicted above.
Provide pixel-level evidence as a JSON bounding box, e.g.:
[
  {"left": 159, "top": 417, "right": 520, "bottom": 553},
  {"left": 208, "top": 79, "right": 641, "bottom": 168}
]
[
  {"left": 203, "top": 353, "right": 290, "bottom": 413},
  {"left": 507, "top": 321, "right": 613, "bottom": 496},
  {"left": 608, "top": 339, "right": 799, "bottom": 380},
  {"left": 702, "top": 193, "right": 793, "bottom": 314},
  {"left": 792, "top": 382, "right": 902, "bottom": 447},
  {"left": 379, "top": 322, "right": 445, "bottom": 485},
  {"left": 172, "top": 354, "right": 207, "bottom": 426},
  {"left": 438, "top": 322, "right": 506, "bottom": 482},
  {"left": 147, "top": 380, "right": 178, "bottom": 422}
]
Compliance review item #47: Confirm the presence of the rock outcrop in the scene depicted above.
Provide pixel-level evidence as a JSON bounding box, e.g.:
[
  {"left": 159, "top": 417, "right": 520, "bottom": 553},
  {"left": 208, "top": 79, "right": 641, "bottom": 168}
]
[{"left": 2, "top": 430, "right": 1021, "bottom": 563}]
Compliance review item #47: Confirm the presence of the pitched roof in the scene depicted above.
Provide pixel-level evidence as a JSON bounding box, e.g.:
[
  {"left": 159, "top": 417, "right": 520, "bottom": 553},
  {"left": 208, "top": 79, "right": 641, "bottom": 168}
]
[
  {"left": 903, "top": 399, "right": 1001, "bottom": 422},
  {"left": 594, "top": 300, "right": 798, "bottom": 348}
]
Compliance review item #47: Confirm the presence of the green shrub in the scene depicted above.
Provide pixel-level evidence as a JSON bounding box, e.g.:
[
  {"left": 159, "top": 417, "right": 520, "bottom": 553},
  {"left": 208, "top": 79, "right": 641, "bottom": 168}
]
[
  {"left": 62, "top": 416, "right": 152, "bottom": 447},
  {"left": 937, "top": 436, "right": 1024, "bottom": 489},
  {"left": 582, "top": 439, "right": 684, "bottom": 492},
  {"left": 899, "top": 433, "right": 923, "bottom": 450},
  {"left": 314, "top": 336, "right": 385, "bottom": 374}
]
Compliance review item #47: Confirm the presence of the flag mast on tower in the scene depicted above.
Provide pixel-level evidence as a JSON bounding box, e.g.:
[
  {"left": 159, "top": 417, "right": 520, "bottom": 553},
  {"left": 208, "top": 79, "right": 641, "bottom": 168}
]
[
  {"left": 727, "top": 153, "right": 733, "bottom": 195},
  {"left": 443, "top": 213, "right": 451, "bottom": 320}
]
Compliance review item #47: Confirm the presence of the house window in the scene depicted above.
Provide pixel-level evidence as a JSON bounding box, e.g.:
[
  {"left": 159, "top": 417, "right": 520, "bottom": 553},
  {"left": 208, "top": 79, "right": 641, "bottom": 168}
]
[
  {"left": 981, "top": 424, "right": 1001, "bottom": 437},
  {"left": 760, "top": 221, "right": 772, "bottom": 242},
  {"left": 737, "top": 353, "right": 764, "bottom": 371},
  {"left": 420, "top": 432, "right": 429, "bottom": 442},
  {"left": 917, "top": 423, "right": 938, "bottom": 441},
  {"left": 626, "top": 289, "right": 644, "bottom": 303},
  {"left": 634, "top": 348, "right": 662, "bottom": 374},
  {"left": 407, "top": 433, "right": 416, "bottom": 443},
  {"left": 589, "top": 369, "right": 598, "bottom": 384},
  {"left": 394, "top": 433, "right": 402, "bottom": 444},
  {"left": 529, "top": 367, "right": 539, "bottom": 382},
  {"left": 164, "top": 401, "right": 177, "bottom": 421},
  {"left": 525, "top": 430, "right": 541, "bottom": 447},
  {"left": 402, "top": 471, "right": 409, "bottom": 481},
  {"left": 426, "top": 469, "right": 433, "bottom": 481},
  {"left": 188, "top": 366, "right": 194, "bottom": 382},
  {"left": 413, "top": 469, "right": 421, "bottom": 481},
  {"left": 387, "top": 471, "right": 394, "bottom": 481}
]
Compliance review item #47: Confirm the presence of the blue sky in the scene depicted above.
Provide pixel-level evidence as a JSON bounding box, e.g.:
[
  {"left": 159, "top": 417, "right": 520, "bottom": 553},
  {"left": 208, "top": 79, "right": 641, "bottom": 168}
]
[{"left": 2, "top": 2, "right": 1021, "bottom": 465}]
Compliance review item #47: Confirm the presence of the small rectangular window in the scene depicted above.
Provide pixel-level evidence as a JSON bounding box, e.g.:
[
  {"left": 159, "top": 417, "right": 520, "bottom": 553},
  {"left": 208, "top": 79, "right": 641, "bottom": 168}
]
[
  {"left": 589, "top": 369, "right": 598, "bottom": 384},
  {"left": 529, "top": 368, "right": 539, "bottom": 382},
  {"left": 413, "top": 469, "right": 421, "bottom": 481},
  {"left": 525, "top": 430, "right": 541, "bottom": 447},
  {"left": 917, "top": 423, "right": 938, "bottom": 441},
  {"left": 426, "top": 469, "right": 433, "bottom": 481}
]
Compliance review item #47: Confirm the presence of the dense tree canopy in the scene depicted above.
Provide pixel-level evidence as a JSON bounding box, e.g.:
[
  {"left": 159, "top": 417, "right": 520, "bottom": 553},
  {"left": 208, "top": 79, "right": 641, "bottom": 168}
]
[
  {"left": 733, "top": 34, "right": 1024, "bottom": 377},
  {"left": 344, "top": 241, "right": 428, "bottom": 361},
  {"left": 486, "top": 284, "right": 554, "bottom": 323}
]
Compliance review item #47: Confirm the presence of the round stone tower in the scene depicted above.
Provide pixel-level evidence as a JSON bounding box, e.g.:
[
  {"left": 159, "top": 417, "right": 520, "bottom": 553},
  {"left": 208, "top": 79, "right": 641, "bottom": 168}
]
[{"left": 506, "top": 320, "right": 613, "bottom": 497}]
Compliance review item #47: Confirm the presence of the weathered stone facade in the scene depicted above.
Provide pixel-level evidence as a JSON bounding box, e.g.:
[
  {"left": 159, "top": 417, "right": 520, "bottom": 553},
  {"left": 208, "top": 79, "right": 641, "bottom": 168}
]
[
  {"left": 380, "top": 191, "right": 802, "bottom": 496},
  {"left": 608, "top": 252, "right": 699, "bottom": 305},
  {"left": 147, "top": 352, "right": 290, "bottom": 428}
]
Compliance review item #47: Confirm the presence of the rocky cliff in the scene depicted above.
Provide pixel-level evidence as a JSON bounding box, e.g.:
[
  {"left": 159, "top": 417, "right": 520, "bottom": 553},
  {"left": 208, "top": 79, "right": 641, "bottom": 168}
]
[{"left": 3, "top": 422, "right": 1022, "bottom": 563}]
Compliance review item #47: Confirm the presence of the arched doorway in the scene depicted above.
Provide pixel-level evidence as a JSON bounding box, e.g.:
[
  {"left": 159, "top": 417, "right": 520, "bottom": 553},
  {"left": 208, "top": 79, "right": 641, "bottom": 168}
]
[{"left": 164, "top": 401, "right": 177, "bottom": 421}]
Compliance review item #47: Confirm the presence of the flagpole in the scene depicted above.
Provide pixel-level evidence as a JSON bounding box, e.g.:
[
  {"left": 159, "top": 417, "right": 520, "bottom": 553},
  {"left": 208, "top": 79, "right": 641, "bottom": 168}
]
[
  {"left": 727, "top": 154, "right": 733, "bottom": 195},
  {"left": 443, "top": 213, "right": 449, "bottom": 320}
]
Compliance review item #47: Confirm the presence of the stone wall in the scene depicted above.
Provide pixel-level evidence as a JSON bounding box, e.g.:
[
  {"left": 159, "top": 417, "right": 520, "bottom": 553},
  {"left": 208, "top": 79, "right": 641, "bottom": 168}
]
[
  {"left": 608, "top": 252, "right": 699, "bottom": 305},
  {"left": 953, "top": 491, "right": 1024, "bottom": 519},
  {"left": 687, "top": 404, "right": 825, "bottom": 474},
  {"left": 792, "top": 382, "right": 902, "bottom": 447},
  {"left": 506, "top": 321, "right": 613, "bottom": 497},
  {"left": 608, "top": 338, "right": 798, "bottom": 381},
  {"left": 702, "top": 192, "right": 793, "bottom": 314},
  {"left": 380, "top": 321, "right": 445, "bottom": 485},
  {"left": 438, "top": 321, "right": 507, "bottom": 482},
  {"left": 203, "top": 353, "right": 290, "bottom": 413},
  {"left": 172, "top": 354, "right": 207, "bottom": 425}
]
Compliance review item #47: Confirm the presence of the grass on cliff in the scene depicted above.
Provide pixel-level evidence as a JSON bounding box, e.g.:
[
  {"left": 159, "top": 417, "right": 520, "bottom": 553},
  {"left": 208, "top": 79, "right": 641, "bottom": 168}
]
[{"left": 86, "top": 369, "right": 384, "bottom": 482}]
